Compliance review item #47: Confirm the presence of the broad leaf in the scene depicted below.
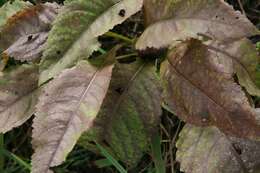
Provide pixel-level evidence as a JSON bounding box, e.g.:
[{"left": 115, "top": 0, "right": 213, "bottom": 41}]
[
  {"left": 136, "top": 0, "right": 259, "bottom": 50},
  {"left": 161, "top": 39, "right": 260, "bottom": 139},
  {"left": 208, "top": 38, "right": 260, "bottom": 96},
  {"left": 0, "top": 0, "right": 31, "bottom": 29},
  {"left": 0, "top": 65, "right": 39, "bottom": 133},
  {"left": 32, "top": 49, "right": 117, "bottom": 173},
  {"left": 0, "top": 2, "right": 60, "bottom": 61},
  {"left": 143, "top": 0, "right": 176, "bottom": 25},
  {"left": 177, "top": 124, "right": 260, "bottom": 173},
  {"left": 39, "top": 0, "right": 143, "bottom": 85},
  {"left": 79, "top": 60, "right": 162, "bottom": 167}
]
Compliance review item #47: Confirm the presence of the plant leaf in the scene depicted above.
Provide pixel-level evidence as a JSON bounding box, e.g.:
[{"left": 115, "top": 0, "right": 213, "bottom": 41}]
[
  {"left": 32, "top": 49, "right": 117, "bottom": 173},
  {"left": 161, "top": 39, "right": 260, "bottom": 139},
  {"left": 79, "top": 60, "right": 162, "bottom": 167},
  {"left": 208, "top": 38, "right": 260, "bottom": 96},
  {"left": 177, "top": 124, "right": 260, "bottom": 173},
  {"left": 143, "top": 0, "right": 176, "bottom": 25},
  {"left": 0, "top": 0, "right": 31, "bottom": 29},
  {"left": 136, "top": 0, "right": 259, "bottom": 50},
  {"left": 0, "top": 65, "right": 39, "bottom": 133},
  {"left": 39, "top": 0, "right": 143, "bottom": 85},
  {"left": 0, "top": 2, "right": 60, "bottom": 61}
]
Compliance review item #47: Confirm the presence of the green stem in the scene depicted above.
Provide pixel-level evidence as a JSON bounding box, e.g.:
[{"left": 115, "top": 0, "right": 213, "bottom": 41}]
[
  {"left": 104, "top": 31, "right": 134, "bottom": 44},
  {"left": 0, "top": 134, "right": 4, "bottom": 172},
  {"left": 116, "top": 53, "right": 138, "bottom": 60}
]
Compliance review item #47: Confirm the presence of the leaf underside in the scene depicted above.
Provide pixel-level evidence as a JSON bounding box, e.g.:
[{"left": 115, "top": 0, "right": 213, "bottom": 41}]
[
  {"left": 32, "top": 51, "right": 116, "bottom": 173},
  {"left": 0, "top": 65, "right": 39, "bottom": 133}
]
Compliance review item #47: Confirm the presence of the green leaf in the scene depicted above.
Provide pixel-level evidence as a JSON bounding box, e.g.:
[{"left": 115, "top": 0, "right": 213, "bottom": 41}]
[
  {"left": 79, "top": 60, "right": 162, "bottom": 167},
  {"left": 32, "top": 49, "right": 117, "bottom": 173},
  {"left": 0, "top": 64, "right": 39, "bottom": 133},
  {"left": 39, "top": 0, "right": 143, "bottom": 85},
  {"left": 177, "top": 124, "right": 260, "bottom": 173}
]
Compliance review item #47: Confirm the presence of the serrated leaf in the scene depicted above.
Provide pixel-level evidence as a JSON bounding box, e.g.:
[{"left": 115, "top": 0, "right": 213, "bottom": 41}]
[
  {"left": 32, "top": 49, "right": 117, "bottom": 173},
  {"left": 177, "top": 124, "right": 260, "bottom": 173},
  {"left": 161, "top": 39, "right": 260, "bottom": 139},
  {"left": 0, "top": 64, "right": 39, "bottom": 133},
  {"left": 79, "top": 60, "right": 162, "bottom": 167},
  {"left": 136, "top": 0, "right": 259, "bottom": 50},
  {"left": 0, "top": 0, "right": 31, "bottom": 29},
  {"left": 0, "top": 2, "right": 60, "bottom": 61},
  {"left": 39, "top": 0, "right": 143, "bottom": 85}
]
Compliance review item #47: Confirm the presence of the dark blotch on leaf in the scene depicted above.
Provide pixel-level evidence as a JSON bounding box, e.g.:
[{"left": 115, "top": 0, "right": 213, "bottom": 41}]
[
  {"left": 28, "top": 35, "right": 33, "bottom": 41},
  {"left": 232, "top": 143, "right": 242, "bottom": 155},
  {"left": 118, "top": 9, "right": 126, "bottom": 17},
  {"left": 56, "top": 50, "right": 61, "bottom": 55},
  {"left": 115, "top": 87, "right": 124, "bottom": 95}
]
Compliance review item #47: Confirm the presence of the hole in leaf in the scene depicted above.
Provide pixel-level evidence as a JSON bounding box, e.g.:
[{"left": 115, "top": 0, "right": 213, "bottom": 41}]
[
  {"left": 27, "top": 35, "right": 33, "bottom": 41},
  {"left": 56, "top": 50, "right": 61, "bottom": 55},
  {"left": 118, "top": 9, "right": 126, "bottom": 17},
  {"left": 232, "top": 143, "right": 242, "bottom": 155}
]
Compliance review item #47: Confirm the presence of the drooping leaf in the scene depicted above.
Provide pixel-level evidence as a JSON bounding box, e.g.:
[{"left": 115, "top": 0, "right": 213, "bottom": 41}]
[
  {"left": 177, "top": 124, "right": 260, "bottom": 173},
  {"left": 0, "top": 64, "right": 39, "bottom": 133},
  {"left": 79, "top": 60, "right": 162, "bottom": 167},
  {"left": 161, "top": 39, "right": 260, "bottom": 139},
  {"left": 136, "top": 0, "right": 259, "bottom": 50},
  {"left": 39, "top": 0, "right": 143, "bottom": 85},
  {"left": 0, "top": 0, "right": 31, "bottom": 29},
  {"left": 0, "top": 2, "right": 60, "bottom": 61},
  {"left": 32, "top": 49, "right": 117, "bottom": 173}
]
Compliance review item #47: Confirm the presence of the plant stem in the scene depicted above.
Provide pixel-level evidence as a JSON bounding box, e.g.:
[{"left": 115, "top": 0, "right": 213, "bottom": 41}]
[
  {"left": 116, "top": 53, "right": 138, "bottom": 60},
  {"left": 104, "top": 31, "right": 134, "bottom": 44},
  {"left": 0, "top": 134, "right": 4, "bottom": 172}
]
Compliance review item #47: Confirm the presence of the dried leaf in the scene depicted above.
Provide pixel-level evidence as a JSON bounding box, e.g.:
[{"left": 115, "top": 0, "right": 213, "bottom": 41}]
[
  {"left": 0, "top": 65, "right": 39, "bottom": 133},
  {"left": 39, "top": 0, "right": 143, "bottom": 84},
  {"left": 136, "top": 0, "right": 259, "bottom": 50},
  {"left": 0, "top": 3, "right": 60, "bottom": 61},
  {"left": 80, "top": 60, "right": 162, "bottom": 167},
  {"left": 32, "top": 49, "right": 117, "bottom": 173},
  {"left": 0, "top": 0, "right": 31, "bottom": 29},
  {"left": 143, "top": 0, "right": 177, "bottom": 25},
  {"left": 208, "top": 39, "right": 260, "bottom": 96},
  {"left": 161, "top": 39, "right": 260, "bottom": 139},
  {"left": 177, "top": 124, "right": 260, "bottom": 173}
]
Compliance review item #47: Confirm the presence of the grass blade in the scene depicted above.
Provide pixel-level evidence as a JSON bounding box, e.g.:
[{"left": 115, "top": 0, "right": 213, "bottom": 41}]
[
  {"left": 96, "top": 142, "right": 127, "bottom": 173},
  {"left": 151, "top": 133, "right": 166, "bottom": 173}
]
